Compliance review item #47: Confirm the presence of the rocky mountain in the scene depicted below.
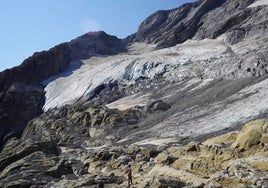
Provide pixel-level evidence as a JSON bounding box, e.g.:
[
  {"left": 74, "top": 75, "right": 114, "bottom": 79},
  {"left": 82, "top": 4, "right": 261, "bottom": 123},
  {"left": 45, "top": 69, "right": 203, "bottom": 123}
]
[
  {"left": 127, "top": 0, "right": 267, "bottom": 48},
  {"left": 1, "top": 0, "right": 268, "bottom": 187},
  {"left": 0, "top": 31, "right": 125, "bottom": 147}
]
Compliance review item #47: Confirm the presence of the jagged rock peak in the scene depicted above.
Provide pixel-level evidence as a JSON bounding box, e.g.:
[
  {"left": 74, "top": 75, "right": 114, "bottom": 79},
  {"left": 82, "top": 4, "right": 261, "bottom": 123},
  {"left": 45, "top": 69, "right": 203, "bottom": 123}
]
[{"left": 126, "top": 0, "right": 268, "bottom": 48}]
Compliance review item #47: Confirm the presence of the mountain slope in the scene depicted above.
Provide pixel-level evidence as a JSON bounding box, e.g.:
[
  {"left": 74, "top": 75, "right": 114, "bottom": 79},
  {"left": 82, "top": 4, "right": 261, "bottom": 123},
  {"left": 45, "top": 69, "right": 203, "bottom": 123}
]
[
  {"left": 1, "top": 0, "right": 268, "bottom": 187},
  {"left": 1, "top": 0, "right": 268, "bottom": 146},
  {"left": 127, "top": 0, "right": 267, "bottom": 48},
  {"left": 41, "top": 40, "right": 268, "bottom": 142},
  {"left": 0, "top": 31, "right": 125, "bottom": 147}
]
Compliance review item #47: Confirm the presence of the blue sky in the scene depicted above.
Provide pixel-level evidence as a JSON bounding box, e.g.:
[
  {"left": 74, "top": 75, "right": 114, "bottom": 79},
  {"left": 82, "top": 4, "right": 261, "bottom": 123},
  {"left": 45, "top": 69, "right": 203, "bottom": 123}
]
[{"left": 0, "top": 0, "right": 194, "bottom": 71}]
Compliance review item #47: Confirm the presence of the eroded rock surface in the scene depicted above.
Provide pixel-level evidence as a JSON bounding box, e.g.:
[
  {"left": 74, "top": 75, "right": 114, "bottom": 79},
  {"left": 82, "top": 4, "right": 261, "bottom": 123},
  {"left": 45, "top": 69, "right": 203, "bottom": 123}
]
[
  {"left": 127, "top": 0, "right": 268, "bottom": 48},
  {"left": 1, "top": 119, "right": 268, "bottom": 187},
  {"left": 0, "top": 83, "right": 45, "bottom": 148}
]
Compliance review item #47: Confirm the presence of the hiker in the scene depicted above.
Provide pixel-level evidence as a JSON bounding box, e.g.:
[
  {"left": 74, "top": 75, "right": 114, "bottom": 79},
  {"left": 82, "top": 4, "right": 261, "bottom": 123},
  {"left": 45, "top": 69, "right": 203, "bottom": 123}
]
[
  {"left": 98, "top": 182, "right": 104, "bottom": 188},
  {"left": 125, "top": 164, "right": 133, "bottom": 187}
]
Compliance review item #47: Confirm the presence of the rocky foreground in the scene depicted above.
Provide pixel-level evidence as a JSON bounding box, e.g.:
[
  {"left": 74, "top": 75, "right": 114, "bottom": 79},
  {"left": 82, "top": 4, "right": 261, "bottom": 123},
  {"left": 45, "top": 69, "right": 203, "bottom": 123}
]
[{"left": 1, "top": 102, "right": 268, "bottom": 187}]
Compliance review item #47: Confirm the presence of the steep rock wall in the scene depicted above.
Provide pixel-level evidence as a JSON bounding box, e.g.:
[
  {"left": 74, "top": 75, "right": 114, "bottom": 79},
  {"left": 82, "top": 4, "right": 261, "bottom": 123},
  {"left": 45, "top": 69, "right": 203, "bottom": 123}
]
[
  {"left": 126, "top": 0, "right": 267, "bottom": 48},
  {"left": 0, "top": 31, "right": 125, "bottom": 147}
]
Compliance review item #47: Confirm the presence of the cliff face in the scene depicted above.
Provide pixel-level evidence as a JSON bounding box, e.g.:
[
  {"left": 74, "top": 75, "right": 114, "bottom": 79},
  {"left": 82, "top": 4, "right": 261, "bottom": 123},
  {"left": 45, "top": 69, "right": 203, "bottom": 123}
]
[
  {"left": 0, "top": 31, "right": 124, "bottom": 146},
  {"left": 0, "top": 43, "right": 71, "bottom": 146},
  {"left": 0, "top": 31, "right": 124, "bottom": 89},
  {"left": 127, "top": 0, "right": 267, "bottom": 48}
]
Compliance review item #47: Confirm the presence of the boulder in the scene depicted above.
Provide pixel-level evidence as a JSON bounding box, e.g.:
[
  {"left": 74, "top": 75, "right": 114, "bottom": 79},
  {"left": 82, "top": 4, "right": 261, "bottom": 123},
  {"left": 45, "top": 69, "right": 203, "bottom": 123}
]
[
  {"left": 94, "top": 150, "right": 114, "bottom": 161},
  {"left": 208, "top": 159, "right": 268, "bottom": 187},
  {"left": 156, "top": 153, "right": 177, "bottom": 165},
  {"left": 0, "top": 151, "right": 57, "bottom": 187},
  {"left": 88, "top": 106, "right": 124, "bottom": 127},
  {"left": 122, "top": 107, "right": 143, "bottom": 125},
  {"left": 55, "top": 174, "right": 124, "bottom": 188},
  {"left": 0, "top": 137, "right": 59, "bottom": 171},
  {"left": 158, "top": 176, "right": 186, "bottom": 188},
  {"left": 46, "top": 158, "right": 87, "bottom": 178},
  {"left": 147, "top": 165, "right": 208, "bottom": 186},
  {"left": 145, "top": 100, "right": 171, "bottom": 113},
  {"left": 232, "top": 120, "right": 268, "bottom": 149},
  {"left": 245, "top": 157, "right": 268, "bottom": 172},
  {"left": 186, "top": 141, "right": 201, "bottom": 152},
  {"left": 139, "top": 146, "right": 161, "bottom": 159},
  {"left": 0, "top": 180, "right": 32, "bottom": 188},
  {"left": 117, "top": 155, "right": 133, "bottom": 165},
  {"left": 172, "top": 159, "right": 192, "bottom": 171},
  {"left": 89, "top": 127, "right": 105, "bottom": 137}
]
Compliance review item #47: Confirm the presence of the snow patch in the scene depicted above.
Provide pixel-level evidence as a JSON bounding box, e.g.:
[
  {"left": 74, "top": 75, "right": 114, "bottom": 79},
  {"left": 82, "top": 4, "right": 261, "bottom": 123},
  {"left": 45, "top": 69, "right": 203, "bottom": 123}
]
[
  {"left": 248, "top": 0, "right": 268, "bottom": 8},
  {"left": 133, "top": 138, "right": 179, "bottom": 146},
  {"left": 106, "top": 92, "right": 150, "bottom": 110},
  {"left": 41, "top": 39, "right": 228, "bottom": 111}
]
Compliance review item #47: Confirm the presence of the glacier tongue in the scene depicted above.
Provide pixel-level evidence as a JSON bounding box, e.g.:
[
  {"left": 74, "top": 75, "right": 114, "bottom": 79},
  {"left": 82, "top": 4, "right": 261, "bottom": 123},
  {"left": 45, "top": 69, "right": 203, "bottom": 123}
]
[{"left": 42, "top": 39, "right": 229, "bottom": 111}]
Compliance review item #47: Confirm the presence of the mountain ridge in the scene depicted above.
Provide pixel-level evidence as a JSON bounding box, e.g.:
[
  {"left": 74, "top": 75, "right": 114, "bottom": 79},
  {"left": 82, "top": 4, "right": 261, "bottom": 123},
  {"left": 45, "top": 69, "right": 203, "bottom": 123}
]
[
  {"left": 1, "top": 0, "right": 268, "bottom": 187},
  {"left": 126, "top": 0, "right": 265, "bottom": 48},
  {"left": 0, "top": 31, "right": 125, "bottom": 147},
  {"left": 1, "top": 0, "right": 268, "bottom": 154}
]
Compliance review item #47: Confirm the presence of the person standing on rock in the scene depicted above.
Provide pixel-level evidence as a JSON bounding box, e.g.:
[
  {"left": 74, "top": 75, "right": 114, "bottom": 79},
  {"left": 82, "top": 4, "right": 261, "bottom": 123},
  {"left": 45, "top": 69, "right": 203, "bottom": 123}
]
[
  {"left": 125, "top": 164, "right": 133, "bottom": 187},
  {"left": 98, "top": 182, "right": 104, "bottom": 188}
]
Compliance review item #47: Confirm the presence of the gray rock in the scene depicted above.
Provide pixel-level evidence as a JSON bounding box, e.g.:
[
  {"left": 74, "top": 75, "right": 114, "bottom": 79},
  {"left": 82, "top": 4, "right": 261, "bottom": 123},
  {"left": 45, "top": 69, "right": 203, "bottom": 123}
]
[
  {"left": 0, "top": 151, "right": 56, "bottom": 187},
  {"left": 0, "top": 137, "right": 59, "bottom": 171},
  {"left": 1, "top": 180, "right": 32, "bottom": 188},
  {"left": 158, "top": 176, "right": 186, "bottom": 188},
  {"left": 126, "top": 0, "right": 267, "bottom": 48},
  {"left": 0, "top": 83, "right": 45, "bottom": 148},
  {"left": 145, "top": 100, "right": 171, "bottom": 113},
  {"left": 0, "top": 31, "right": 125, "bottom": 148}
]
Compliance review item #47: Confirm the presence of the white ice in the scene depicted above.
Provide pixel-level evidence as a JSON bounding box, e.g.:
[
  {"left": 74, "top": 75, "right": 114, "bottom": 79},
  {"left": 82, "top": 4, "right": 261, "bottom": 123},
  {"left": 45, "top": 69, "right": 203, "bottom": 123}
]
[
  {"left": 42, "top": 39, "right": 227, "bottom": 111},
  {"left": 248, "top": 0, "right": 268, "bottom": 8}
]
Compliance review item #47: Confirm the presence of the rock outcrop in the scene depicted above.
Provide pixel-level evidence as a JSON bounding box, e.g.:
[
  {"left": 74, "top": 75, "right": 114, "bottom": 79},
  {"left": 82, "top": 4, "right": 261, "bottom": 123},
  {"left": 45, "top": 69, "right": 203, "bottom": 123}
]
[
  {"left": 0, "top": 83, "right": 45, "bottom": 148},
  {"left": 21, "top": 104, "right": 143, "bottom": 147},
  {"left": 0, "top": 31, "right": 124, "bottom": 88},
  {"left": 126, "top": 0, "right": 268, "bottom": 48},
  {"left": 1, "top": 119, "right": 268, "bottom": 187},
  {"left": 232, "top": 120, "right": 268, "bottom": 149},
  {"left": 145, "top": 100, "right": 171, "bottom": 113},
  {"left": 0, "top": 31, "right": 125, "bottom": 147}
]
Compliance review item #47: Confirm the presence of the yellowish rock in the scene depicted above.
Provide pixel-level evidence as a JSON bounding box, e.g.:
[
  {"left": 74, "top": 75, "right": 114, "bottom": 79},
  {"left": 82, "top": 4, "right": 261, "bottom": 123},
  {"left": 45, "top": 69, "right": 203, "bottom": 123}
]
[
  {"left": 261, "top": 134, "right": 268, "bottom": 144},
  {"left": 155, "top": 152, "right": 169, "bottom": 164},
  {"left": 203, "top": 131, "right": 238, "bottom": 145},
  {"left": 171, "top": 159, "right": 192, "bottom": 171},
  {"left": 155, "top": 152, "right": 177, "bottom": 165},
  {"left": 232, "top": 120, "right": 268, "bottom": 149},
  {"left": 246, "top": 157, "right": 268, "bottom": 171},
  {"left": 147, "top": 164, "right": 208, "bottom": 186}
]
